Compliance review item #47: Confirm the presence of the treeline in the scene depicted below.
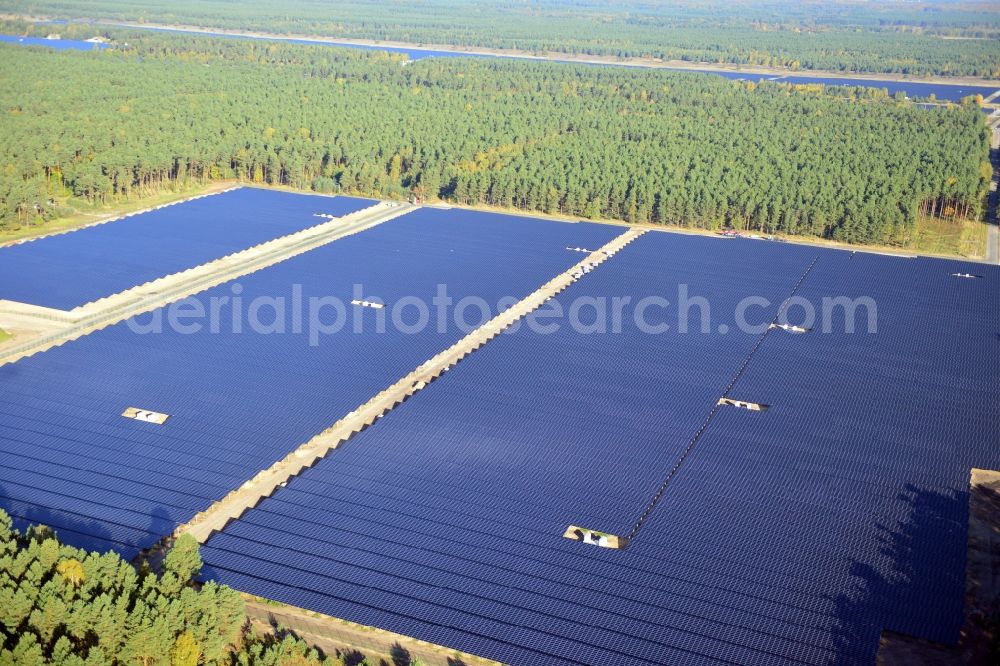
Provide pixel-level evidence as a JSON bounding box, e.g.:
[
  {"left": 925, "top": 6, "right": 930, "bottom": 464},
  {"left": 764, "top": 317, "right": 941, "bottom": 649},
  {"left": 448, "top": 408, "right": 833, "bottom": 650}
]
[
  {"left": 0, "top": 36, "right": 991, "bottom": 245},
  {"left": 0, "top": 510, "right": 346, "bottom": 665},
  {"left": 5, "top": 0, "right": 1000, "bottom": 76}
]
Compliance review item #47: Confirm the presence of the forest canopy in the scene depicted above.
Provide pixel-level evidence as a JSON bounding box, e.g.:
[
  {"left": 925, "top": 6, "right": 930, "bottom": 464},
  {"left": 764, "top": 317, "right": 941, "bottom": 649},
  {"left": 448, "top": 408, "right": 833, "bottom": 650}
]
[
  {"left": 0, "top": 509, "right": 341, "bottom": 665},
  {"left": 4, "top": 0, "right": 1000, "bottom": 77},
  {"left": 0, "top": 34, "right": 991, "bottom": 245}
]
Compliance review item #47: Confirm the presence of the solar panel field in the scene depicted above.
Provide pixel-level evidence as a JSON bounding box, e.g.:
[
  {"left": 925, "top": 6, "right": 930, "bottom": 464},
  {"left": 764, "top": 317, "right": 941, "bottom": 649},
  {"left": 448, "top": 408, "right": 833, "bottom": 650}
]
[
  {"left": 0, "top": 188, "right": 374, "bottom": 310},
  {"left": 0, "top": 190, "right": 997, "bottom": 665},
  {"left": 197, "top": 235, "right": 999, "bottom": 664},
  {"left": 0, "top": 196, "right": 622, "bottom": 558}
]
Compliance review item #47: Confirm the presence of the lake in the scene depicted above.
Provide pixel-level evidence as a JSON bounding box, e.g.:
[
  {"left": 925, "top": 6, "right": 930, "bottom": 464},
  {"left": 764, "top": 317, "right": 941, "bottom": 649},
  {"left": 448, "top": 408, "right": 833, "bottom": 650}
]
[
  {"left": 0, "top": 34, "right": 107, "bottom": 51},
  {"left": 689, "top": 69, "right": 998, "bottom": 102},
  {"left": 7, "top": 25, "right": 998, "bottom": 103},
  {"left": 125, "top": 28, "right": 1000, "bottom": 101}
]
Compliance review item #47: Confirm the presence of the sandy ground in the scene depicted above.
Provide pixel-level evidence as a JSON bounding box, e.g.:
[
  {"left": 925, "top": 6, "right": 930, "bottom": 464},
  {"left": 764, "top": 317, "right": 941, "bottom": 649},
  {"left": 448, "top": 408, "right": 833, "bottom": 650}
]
[
  {"left": 246, "top": 597, "right": 500, "bottom": 666},
  {"left": 988, "top": 216, "right": 999, "bottom": 265},
  {"left": 988, "top": 127, "right": 1000, "bottom": 265}
]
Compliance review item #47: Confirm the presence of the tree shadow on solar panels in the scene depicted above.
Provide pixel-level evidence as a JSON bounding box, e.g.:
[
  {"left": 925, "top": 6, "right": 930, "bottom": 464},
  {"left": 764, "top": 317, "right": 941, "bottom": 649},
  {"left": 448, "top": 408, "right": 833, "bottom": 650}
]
[
  {"left": 827, "top": 483, "right": 967, "bottom": 665},
  {"left": 0, "top": 485, "right": 123, "bottom": 557}
]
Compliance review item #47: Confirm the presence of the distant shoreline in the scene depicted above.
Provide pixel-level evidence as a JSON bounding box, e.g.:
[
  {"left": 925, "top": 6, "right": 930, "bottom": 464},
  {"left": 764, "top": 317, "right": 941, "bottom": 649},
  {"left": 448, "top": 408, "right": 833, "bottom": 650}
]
[{"left": 5, "top": 13, "right": 1000, "bottom": 88}]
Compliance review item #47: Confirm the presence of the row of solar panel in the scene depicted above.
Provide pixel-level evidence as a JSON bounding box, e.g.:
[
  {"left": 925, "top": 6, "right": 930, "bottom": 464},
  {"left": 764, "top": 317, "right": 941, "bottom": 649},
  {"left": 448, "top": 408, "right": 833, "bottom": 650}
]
[
  {"left": 675, "top": 250, "right": 998, "bottom": 649},
  {"left": 199, "top": 234, "right": 999, "bottom": 665},
  {"left": 0, "top": 202, "right": 624, "bottom": 561},
  {"left": 0, "top": 188, "right": 375, "bottom": 309},
  {"left": 4, "top": 198, "right": 996, "bottom": 665},
  {"left": 195, "top": 231, "right": 844, "bottom": 661}
]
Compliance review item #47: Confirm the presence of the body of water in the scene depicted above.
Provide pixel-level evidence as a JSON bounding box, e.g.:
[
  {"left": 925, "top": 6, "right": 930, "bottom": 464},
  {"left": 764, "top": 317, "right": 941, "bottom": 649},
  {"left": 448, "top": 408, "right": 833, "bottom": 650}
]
[
  {"left": 106, "top": 26, "right": 476, "bottom": 61},
  {"left": 691, "top": 69, "right": 998, "bottom": 102},
  {"left": 130, "top": 27, "right": 1000, "bottom": 102},
  {"left": 0, "top": 33, "right": 106, "bottom": 51},
  {"left": 8, "top": 25, "right": 999, "bottom": 102},
  {"left": 262, "top": 37, "right": 471, "bottom": 60}
]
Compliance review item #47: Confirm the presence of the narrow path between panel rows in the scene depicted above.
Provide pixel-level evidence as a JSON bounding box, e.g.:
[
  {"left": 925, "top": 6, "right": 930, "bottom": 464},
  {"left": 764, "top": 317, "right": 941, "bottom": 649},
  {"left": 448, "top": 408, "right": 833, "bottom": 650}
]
[{"left": 176, "top": 227, "right": 646, "bottom": 544}]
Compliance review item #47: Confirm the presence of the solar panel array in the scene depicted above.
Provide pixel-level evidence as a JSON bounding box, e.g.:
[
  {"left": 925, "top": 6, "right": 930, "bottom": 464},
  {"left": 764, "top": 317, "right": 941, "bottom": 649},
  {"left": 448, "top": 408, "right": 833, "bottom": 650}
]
[
  {"left": 0, "top": 187, "right": 374, "bottom": 309},
  {"left": 674, "top": 250, "right": 1000, "bottom": 651},
  {"left": 200, "top": 234, "right": 999, "bottom": 665},
  {"left": 0, "top": 202, "right": 622, "bottom": 559}
]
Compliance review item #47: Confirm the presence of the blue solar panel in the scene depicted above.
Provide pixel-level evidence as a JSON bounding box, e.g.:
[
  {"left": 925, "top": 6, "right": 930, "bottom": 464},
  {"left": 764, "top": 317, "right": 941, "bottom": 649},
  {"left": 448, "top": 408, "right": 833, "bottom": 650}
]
[
  {"left": 0, "top": 205, "right": 622, "bottom": 561},
  {"left": 199, "top": 234, "right": 999, "bottom": 665},
  {"left": 5, "top": 211, "right": 996, "bottom": 664},
  {"left": 0, "top": 188, "right": 374, "bottom": 309},
  {"left": 668, "top": 251, "right": 1000, "bottom": 650}
]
